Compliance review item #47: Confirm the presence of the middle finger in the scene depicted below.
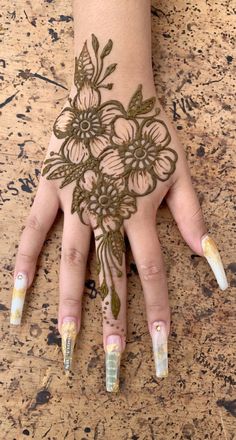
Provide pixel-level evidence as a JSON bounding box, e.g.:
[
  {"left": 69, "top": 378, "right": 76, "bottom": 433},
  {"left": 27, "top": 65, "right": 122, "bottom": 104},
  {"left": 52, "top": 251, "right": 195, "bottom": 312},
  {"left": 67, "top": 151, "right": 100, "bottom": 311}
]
[{"left": 93, "top": 223, "right": 127, "bottom": 393}]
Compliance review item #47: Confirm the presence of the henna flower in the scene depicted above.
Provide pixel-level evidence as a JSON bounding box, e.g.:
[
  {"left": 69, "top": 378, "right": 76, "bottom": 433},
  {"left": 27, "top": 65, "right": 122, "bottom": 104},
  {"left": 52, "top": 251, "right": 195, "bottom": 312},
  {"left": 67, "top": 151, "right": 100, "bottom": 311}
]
[
  {"left": 76, "top": 170, "right": 136, "bottom": 231},
  {"left": 100, "top": 117, "right": 177, "bottom": 195},
  {"left": 53, "top": 82, "right": 120, "bottom": 162}
]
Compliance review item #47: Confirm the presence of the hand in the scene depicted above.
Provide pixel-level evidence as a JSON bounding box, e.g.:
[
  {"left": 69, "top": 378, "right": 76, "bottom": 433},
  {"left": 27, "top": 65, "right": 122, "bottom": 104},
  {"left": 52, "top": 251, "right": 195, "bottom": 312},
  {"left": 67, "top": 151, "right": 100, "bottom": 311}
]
[{"left": 10, "top": 34, "right": 228, "bottom": 392}]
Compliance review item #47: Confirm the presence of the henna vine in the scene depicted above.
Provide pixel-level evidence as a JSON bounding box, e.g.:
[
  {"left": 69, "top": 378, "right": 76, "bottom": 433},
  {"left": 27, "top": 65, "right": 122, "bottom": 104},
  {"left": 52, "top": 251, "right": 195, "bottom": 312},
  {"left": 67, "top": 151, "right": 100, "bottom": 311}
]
[{"left": 42, "top": 34, "right": 178, "bottom": 320}]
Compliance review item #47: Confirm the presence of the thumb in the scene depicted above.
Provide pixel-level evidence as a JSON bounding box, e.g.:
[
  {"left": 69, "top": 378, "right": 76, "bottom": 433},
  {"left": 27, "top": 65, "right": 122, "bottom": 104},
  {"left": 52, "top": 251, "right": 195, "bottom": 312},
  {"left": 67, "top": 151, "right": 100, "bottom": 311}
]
[{"left": 166, "top": 173, "right": 228, "bottom": 290}]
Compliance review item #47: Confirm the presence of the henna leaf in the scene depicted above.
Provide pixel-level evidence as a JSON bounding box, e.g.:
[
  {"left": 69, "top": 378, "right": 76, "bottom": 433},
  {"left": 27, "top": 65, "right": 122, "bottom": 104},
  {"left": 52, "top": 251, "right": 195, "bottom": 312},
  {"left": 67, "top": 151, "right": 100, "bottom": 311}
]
[
  {"left": 71, "top": 184, "right": 84, "bottom": 214},
  {"left": 60, "top": 166, "right": 83, "bottom": 188},
  {"left": 100, "top": 39, "right": 113, "bottom": 59},
  {"left": 109, "top": 231, "right": 125, "bottom": 267},
  {"left": 46, "top": 163, "right": 75, "bottom": 180},
  {"left": 127, "top": 85, "right": 143, "bottom": 116},
  {"left": 99, "top": 63, "right": 117, "bottom": 83},
  {"left": 100, "top": 279, "right": 109, "bottom": 300},
  {"left": 92, "top": 33, "right": 99, "bottom": 54},
  {"left": 42, "top": 162, "right": 60, "bottom": 177},
  {"left": 139, "top": 97, "right": 156, "bottom": 115},
  {"left": 111, "top": 286, "right": 121, "bottom": 319},
  {"left": 74, "top": 42, "right": 95, "bottom": 88},
  {"left": 127, "top": 84, "right": 155, "bottom": 117}
]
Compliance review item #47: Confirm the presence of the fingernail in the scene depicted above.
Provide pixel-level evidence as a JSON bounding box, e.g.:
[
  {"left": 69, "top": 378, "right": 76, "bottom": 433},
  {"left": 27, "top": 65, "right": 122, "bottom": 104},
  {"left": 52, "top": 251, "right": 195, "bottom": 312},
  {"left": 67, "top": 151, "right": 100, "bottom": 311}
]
[
  {"left": 105, "top": 335, "right": 122, "bottom": 393},
  {"left": 201, "top": 235, "right": 228, "bottom": 290},
  {"left": 61, "top": 318, "right": 78, "bottom": 374},
  {"left": 151, "top": 321, "right": 168, "bottom": 378},
  {"left": 10, "top": 272, "right": 28, "bottom": 325}
]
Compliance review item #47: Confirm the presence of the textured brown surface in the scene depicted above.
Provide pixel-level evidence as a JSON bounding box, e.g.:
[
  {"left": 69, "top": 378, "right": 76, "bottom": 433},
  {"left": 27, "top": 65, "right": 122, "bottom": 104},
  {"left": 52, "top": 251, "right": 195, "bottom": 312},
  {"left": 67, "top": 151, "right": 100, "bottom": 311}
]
[{"left": 0, "top": 1, "right": 235, "bottom": 439}]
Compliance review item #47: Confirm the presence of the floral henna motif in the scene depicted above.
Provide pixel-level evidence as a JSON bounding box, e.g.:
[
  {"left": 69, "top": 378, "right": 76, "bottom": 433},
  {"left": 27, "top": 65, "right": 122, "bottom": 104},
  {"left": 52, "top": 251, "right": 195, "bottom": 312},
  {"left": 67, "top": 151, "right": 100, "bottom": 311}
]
[{"left": 42, "top": 34, "right": 178, "bottom": 320}]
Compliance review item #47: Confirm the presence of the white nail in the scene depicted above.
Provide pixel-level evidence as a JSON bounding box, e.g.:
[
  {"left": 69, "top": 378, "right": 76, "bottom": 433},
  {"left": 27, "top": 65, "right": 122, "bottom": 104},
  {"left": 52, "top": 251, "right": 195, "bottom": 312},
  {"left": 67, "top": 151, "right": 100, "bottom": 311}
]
[
  {"left": 201, "top": 235, "right": 228, "bottom": 291},
  {"left": 61, "top": 318, "right": 78, "bottom": 374},
  {"left": 10, "top": 272, "right": 28, "bottom": 325},
  {"left": 105, "top": 335, "right": 122, "bottom": 392},
  {"left": 151, "top": 321, "right": 168, "bottom": 378}
]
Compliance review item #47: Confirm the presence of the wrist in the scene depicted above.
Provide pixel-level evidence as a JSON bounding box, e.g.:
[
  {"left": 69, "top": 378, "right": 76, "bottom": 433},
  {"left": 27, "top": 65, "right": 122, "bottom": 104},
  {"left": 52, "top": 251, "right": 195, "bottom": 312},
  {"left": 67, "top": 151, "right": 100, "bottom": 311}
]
[
  {"left": 69, "top": 33, "right": 155, "bottom": 106},
  {"left": 72, "top": 0, "right": 153, "bottom": 98}
]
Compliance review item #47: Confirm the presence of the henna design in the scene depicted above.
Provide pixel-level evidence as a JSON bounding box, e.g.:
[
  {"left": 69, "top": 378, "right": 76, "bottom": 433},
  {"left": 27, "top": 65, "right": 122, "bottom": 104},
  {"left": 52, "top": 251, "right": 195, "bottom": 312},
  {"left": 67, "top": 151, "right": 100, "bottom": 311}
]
[{"left": 42, "top": 34, "right": 178, "bottom": 320}]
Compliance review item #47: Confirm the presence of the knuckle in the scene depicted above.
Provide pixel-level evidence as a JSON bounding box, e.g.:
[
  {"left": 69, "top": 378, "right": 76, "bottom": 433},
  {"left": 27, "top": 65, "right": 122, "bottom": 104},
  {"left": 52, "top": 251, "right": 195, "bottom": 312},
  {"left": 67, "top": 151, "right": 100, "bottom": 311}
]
[
  {"left": 190, "top": 206, "right": 204, "bottom": 223},
  {"left": 25, "top": 214, "right": 42, "bottom": 232},
  {"left": 62, "top": 247, "right": 86, "bottom": 266},
  {"left": 146, "top": 302, "right": 169, "bottom": 316},
  {"left": 17, "top": 251, "right": 35, "bottom": 265},
  {"left": 62, "top": 297, "right": 81, "bottom": 308},
  {"left": 139, "top": 262, "right": 164, "bottom": 282}
]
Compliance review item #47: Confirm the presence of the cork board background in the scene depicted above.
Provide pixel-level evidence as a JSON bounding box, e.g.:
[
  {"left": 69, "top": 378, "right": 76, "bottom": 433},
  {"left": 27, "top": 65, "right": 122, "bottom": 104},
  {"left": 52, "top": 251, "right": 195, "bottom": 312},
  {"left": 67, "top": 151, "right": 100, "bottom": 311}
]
[{"left": 0, "top": 1, "right": 235, "bottom": 439}]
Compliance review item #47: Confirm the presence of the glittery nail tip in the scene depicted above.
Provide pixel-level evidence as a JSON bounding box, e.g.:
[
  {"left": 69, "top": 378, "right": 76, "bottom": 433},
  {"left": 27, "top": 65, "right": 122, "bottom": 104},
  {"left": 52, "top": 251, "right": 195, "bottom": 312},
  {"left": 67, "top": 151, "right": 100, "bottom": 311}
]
[
  {"left": 151, "top": 322, "right": 168, "bottom": 378},
  {"left": 61, "top": 320, "right": 78, "bottom": 373},
  {"left": 201, "top": 235, "right": 228, "bottom": 291},
  {"left": 10, "top": 272, "right": 28, "bottom": 325},
  {"left": 105, "top": 335, "right": 122, "bottom": 393}
]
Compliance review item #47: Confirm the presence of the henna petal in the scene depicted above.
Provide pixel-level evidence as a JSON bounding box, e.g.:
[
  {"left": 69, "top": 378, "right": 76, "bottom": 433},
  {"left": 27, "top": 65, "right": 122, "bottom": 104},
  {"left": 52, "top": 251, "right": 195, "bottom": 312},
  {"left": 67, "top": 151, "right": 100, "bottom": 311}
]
[
  {"left": 64, "top": 138, "right": 89, "bottom": 163},
  {"left": 119, "top": 195, "right": 136, "bottom": 218},
  {"left": 128, "top": 169, "right": 154, "bottom": 195},
  {"left": 111, "top": 176, "right": 126, "bottom": 192},
  {"left": 102, "top": 215, "right": 119, "bottom": 232},
  {"left": 100, "top": 103, "right": 122, "bottom": 125},
  {"left": 54, "top": 108, "right": 76, "bottom": 139},
  {"left": 80, "top": 170, "right": 98, "bottom": 191},
  {"left": 99, "top": 149, "right": 124, "bottom": 175},
  {"left": 142, "top": 120, "right": 170, "bottom": 147},
  {"left": 90, "top": 135, "right": 110, "bottom": 157},
  {"left": 113, "top": 117, "right": 138, "bottom": 144},
  {"left": 153, "top": 148, "right": 177, "bottom": 181},
  {"left": 76, "top": 83, "right": 100, "bottom": 111}
]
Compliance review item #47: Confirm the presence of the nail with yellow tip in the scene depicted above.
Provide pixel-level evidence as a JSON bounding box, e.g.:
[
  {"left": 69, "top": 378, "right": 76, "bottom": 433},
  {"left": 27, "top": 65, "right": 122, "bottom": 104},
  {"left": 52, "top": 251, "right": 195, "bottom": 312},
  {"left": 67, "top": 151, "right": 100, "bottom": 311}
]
[
  {"left": 105, "top": 335, "right": 122, "bottom": 393},
  {"left": 201, "top": 235, "right": 228, "bottom": 291},
  {"left": 151, "top": 321, "right": 168, "bottom": 378},
  {"left": 61, "top": 318, "right": 78, "bottom": 374},
  {"left": 10, "top": 272, "right": 28, "bottom": 325}
]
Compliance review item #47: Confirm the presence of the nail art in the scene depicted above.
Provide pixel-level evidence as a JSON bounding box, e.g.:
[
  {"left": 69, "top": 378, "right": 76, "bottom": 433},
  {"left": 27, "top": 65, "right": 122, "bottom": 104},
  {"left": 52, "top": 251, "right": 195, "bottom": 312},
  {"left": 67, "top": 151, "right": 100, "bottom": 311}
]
[
  {"left": 201, "top": 235, "right": 228, "bottom": 291},
  {"left": 10, "top": 272, "right": 28, "bottom": 325},
  {"left": 105, "top": 335, "right": 122, "bottom": 393},
  {"left": 61, "top": 318, "right": 78, "bottom": 374},
  {"left": 151, "top": 321, "right": 168, "bottom": 378}
]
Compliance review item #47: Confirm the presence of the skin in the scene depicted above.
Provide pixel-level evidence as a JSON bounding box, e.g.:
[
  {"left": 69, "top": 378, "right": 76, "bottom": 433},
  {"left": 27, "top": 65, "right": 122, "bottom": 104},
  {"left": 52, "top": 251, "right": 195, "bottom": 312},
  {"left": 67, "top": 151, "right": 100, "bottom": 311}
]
[{"left": 13, "top": 0, "right": 207, "bottom": 355}]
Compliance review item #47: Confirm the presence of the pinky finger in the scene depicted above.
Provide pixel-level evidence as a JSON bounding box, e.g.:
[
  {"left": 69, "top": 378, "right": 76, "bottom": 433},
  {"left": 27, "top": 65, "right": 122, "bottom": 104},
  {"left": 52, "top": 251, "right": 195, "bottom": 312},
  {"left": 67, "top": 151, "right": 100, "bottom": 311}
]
[{"left": 10, "top": 179, "right": 59, "bottom": 325}]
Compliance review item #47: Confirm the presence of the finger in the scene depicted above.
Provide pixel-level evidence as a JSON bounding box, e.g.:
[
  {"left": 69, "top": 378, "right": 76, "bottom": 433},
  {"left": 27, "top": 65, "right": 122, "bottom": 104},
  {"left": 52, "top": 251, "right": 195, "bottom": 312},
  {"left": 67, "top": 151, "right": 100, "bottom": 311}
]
[
  {"left": 93, "top": 224, "right": 127, "bottom": 393},
  {"left": 58, "top": 207, "right": 92, "bottom": 374},
  {"left": 166, "top": 171, "right": 228, "bottom": 290},
  {"left": 125, "top": 214, "right": 169, "bottom": 379},
  {"left": 10, "top": 179, "right": 59, "bottom": 325}
]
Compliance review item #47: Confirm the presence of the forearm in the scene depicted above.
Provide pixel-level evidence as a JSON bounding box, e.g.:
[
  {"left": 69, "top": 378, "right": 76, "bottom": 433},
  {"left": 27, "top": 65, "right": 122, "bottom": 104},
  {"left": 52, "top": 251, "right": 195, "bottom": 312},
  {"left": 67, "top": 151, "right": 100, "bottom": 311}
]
[{"left": 72, "top": 0, "right": 155, "bottom": 101}]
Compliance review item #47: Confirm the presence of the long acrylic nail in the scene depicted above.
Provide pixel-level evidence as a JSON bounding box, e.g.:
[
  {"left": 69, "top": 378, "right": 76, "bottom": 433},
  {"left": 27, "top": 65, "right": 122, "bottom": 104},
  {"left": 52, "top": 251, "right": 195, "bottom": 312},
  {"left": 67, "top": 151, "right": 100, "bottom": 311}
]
[
  {"left": 201, "top": 235, "right": 228, "bottom": 291},
  {"left": 61, "top": 318, "right": 78, "bottom": 374},
  {"left": 151, "top": 321, "right": 168, "bottom": 378},
  {"left": 105, "top": 335, "right": 122, "bottom": 393},
  {"left": 10, "top": 272, "right": 28, "bottom": 325}
]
